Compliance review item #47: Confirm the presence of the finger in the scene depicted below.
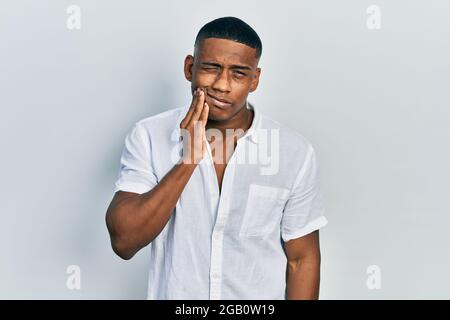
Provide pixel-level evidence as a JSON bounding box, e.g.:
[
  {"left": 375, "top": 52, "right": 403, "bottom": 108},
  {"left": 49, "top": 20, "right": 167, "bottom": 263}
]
[
  {"left": 200, "top": 102, "right": 209, "bottom": 125},
  {"left": 181, "top": 88, "right": 199, "bottom": 127},
  {"left": 202, "top": 129, "right": 207, "bottom": 155},
  {"left": 180, "top": 88, "right": 200, "bottom": 128},
  {"left": 189, "top": 88, "right": 205, "bottom": 124},
  {"left": 193, "top": 120, "right": 204, "bottom": 154}
]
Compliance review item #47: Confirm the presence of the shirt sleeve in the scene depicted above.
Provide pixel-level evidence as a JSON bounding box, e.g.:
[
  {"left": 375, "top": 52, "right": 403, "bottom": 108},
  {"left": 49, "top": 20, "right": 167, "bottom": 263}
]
[
  {"left": 113, "top": 122, "right": 158, "bottom": 194},
  {"left": 281, "top": 144, "right": 328, "bottom": 242}
]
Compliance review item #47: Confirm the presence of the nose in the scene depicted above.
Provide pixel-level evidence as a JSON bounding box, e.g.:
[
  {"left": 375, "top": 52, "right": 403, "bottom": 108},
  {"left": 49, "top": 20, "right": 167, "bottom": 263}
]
[{"left": 211, "top": 69, "right": 231, "bottom": 93}]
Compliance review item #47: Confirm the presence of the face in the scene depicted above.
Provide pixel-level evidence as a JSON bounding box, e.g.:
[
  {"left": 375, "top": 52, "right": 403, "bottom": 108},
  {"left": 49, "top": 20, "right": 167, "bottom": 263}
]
[{"left": 184, "top": 38, "right": 261, "bottom": 121}]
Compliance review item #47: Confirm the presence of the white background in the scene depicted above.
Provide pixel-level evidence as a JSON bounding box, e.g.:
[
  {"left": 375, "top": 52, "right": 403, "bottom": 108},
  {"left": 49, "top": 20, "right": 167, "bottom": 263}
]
[{"left": 1, "top": 0, "right": 449, "bottom": 299}]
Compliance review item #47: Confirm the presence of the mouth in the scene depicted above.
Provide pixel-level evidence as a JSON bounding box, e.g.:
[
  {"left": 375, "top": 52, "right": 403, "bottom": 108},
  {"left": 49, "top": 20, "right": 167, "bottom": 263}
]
[{"left": 206, "top": 92, "right": 233, "bottom": 109}]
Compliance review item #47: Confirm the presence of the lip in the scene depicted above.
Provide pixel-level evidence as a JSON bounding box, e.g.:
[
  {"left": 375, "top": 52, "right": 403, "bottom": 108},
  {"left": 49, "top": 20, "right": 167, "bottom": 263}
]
[{"left": 206, "top": 93, "right": 233, "bottom": 108}]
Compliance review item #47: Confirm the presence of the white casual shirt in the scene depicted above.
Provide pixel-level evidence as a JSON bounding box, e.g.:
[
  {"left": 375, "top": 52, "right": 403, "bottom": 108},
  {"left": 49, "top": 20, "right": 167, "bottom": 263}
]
[{"left": 113, "top": 102, "right": 328, "bottom": 299}]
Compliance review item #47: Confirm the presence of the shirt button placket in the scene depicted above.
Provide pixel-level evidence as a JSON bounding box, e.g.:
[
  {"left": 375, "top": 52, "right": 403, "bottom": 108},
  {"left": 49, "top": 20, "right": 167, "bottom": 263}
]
[
  {"left": 208, "top": 143, "right": 237, "bottom": 300},
  {"left": 210, "top": 229, "right": 222, "bottom": 300}
]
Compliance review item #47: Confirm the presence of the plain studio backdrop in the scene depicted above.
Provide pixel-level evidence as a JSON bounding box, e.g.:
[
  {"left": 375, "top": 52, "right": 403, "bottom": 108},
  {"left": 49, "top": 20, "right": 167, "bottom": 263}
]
[{"left": 1, "top": 0, "right": 449, "bottom": 299}]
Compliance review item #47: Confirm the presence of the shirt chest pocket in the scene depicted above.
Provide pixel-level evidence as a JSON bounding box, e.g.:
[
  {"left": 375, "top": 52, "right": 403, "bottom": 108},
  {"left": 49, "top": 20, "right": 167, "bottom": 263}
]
[{"left": 239, "top": 184, "right": 291, "bottom": 238}]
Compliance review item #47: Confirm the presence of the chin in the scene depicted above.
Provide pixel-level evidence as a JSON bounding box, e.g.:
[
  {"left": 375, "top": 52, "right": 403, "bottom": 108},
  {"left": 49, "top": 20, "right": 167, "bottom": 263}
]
[{"left": 208, "top": 105, "right": 234, "bottom": 121}]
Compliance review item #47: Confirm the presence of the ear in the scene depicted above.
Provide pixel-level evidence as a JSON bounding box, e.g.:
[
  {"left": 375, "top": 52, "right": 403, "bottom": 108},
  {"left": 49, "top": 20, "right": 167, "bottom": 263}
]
[
  {"left": 184, "top": 54, "right": 194, "bottom": 82},
  {"left": 249, "top": 67, "right": 261, "bottom": 93}
]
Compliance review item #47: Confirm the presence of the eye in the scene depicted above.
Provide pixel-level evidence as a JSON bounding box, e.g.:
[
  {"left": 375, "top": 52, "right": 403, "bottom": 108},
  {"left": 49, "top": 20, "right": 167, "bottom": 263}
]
[
  {"left": 202, "top": 66, "right": 219, "bottom": 71},
  {"left": 233, "top": 71, "right": 247, "bottom": 78}
]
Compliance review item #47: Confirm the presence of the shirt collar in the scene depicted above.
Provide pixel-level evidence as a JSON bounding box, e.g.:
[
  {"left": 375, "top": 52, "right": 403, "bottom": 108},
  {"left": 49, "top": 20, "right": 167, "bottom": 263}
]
[{"left": 170, "top": 101, "right": 261, "bottom": 144}]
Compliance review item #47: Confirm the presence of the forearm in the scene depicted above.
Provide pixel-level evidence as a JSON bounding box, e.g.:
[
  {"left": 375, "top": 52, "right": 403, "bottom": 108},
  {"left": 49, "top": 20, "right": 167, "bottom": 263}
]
[
  {"left": 286, "top": 256, "right": 321, "bottom": 300},
  {"left": 107, "top": 161, "right": 197, "bottom": 259}
]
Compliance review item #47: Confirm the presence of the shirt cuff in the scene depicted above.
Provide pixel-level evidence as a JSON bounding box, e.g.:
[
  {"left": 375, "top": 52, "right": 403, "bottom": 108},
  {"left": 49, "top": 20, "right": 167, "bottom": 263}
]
[
  {"left": 113, "top": 182, "right": 152, "bottom": 194},
  {"left": 282, "top": 215, "right": 328, "bottom": 242}
]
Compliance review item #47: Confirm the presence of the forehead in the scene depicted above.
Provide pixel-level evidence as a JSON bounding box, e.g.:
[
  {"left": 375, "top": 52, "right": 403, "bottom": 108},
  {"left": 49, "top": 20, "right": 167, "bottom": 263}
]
[{"left": 195, "top": 38, "right": 258, "bottom": 67}]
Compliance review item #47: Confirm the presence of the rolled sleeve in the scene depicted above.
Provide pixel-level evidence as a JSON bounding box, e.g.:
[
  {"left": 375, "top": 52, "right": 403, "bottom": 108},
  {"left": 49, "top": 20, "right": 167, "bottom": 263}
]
[
  {"left": 281, "top": 144, "right": 328, "bottom": 242},
  {"left": 114, "top": 122, "right": 158, "bottom": 194}
]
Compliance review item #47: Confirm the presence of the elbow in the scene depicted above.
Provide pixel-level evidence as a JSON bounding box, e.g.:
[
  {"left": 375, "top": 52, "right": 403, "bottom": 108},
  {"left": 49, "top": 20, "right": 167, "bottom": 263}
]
[
  {"left": 105, "top": 201, "right": 156, "bottom": 260},
  {"left": 287, "top": 252, "right": 321, "bottom": 273},
  {"left": 105, "top": 209, "right": 137, "bottom": 260},
  {"left": 111, "top": 237, "right": 136, "bottom": 260}
]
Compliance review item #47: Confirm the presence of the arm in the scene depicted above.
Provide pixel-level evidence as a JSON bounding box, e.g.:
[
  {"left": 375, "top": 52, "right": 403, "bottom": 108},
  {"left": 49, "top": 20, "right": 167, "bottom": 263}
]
[
  {"left": 106, "top": 163, "right": 197, "bottom": 260},
  {"left": 283, "top": 230, "right": 322, "bottom": 300},
  {"left": 105, "top": 88, "right": 209, "bottom": 260}
]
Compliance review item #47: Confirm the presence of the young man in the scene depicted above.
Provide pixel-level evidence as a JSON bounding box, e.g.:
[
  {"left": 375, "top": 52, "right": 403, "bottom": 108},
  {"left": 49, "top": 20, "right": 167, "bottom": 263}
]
[{"left": 106, "top": 17, "right": 328, "bottom": 300}]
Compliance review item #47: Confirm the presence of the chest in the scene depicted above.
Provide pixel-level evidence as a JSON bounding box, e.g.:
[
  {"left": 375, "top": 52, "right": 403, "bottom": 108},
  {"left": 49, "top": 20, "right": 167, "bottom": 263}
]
[{"left": 209, "top": 138, "right": 237, "bottom": 194}]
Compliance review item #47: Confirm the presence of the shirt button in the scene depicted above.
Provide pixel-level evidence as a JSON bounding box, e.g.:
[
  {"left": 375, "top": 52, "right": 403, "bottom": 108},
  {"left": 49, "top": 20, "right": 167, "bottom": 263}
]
[
  {"left": 213, "top": 233, "right": 220, "bottom": 240},
  {"left": 212, "top": 273, "right": 220, "bottom": 280}
]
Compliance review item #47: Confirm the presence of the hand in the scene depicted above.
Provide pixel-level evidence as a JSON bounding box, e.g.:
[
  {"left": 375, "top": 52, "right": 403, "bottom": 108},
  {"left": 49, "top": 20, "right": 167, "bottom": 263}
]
[{"left": 179, "top": 87, "right": 209, "bottom": 164}]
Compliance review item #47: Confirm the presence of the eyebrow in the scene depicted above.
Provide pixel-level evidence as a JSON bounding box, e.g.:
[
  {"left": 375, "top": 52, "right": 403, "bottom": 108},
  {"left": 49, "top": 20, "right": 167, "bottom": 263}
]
[{"left": 200, "top": 61, "right": 253, "bottom": 71}]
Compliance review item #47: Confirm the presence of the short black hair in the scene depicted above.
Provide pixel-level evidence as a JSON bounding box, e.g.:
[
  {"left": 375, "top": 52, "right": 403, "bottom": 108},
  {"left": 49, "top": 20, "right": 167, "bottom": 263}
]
[{"left": 194, "top": 17, "right": 262, "bottom": 59}]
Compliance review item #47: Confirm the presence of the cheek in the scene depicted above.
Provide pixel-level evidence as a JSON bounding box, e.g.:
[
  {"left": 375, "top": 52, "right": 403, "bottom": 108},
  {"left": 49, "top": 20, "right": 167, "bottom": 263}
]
[
  {"left": 232, "top": 84, "right": 251, "bottom": 99},
  {"left": 194, "top": 72, "right": 216, "bottom": 86}
]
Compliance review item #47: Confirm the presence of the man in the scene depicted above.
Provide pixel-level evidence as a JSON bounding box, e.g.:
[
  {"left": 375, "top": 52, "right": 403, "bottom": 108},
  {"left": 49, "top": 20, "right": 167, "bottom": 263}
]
[{"left": 106, "top": 17, "right": 328, "bottom": 300}]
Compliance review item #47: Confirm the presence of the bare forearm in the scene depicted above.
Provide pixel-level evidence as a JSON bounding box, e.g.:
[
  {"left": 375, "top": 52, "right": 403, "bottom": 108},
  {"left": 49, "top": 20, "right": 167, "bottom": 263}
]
[
  {"left": 107, "top": 161, "right": 197, "bottom": 259},
  {"left": 286, "top": 257, "right": 321, "bottom": 300}
]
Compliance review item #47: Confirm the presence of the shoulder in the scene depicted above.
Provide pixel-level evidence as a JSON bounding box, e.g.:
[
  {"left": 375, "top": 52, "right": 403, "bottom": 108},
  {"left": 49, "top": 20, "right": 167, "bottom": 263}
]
[
  {"left": 135, "top": 106, "right": 184, "bottom": 133},
  {"left": 259, "top": 113, "right": 314, "bottom": 156},
  {"left": 120, "top": 107, "right": 184, "bottom": 148}
]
